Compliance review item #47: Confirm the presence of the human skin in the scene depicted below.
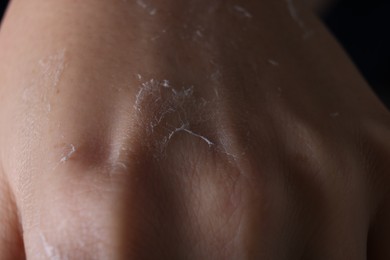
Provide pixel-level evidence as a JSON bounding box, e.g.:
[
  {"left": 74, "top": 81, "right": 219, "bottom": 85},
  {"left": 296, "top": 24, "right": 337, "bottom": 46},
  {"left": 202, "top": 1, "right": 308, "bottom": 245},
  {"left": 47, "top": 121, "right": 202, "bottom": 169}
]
[{"left": 0, "top": 0, "right": 389, "bottom": 259}]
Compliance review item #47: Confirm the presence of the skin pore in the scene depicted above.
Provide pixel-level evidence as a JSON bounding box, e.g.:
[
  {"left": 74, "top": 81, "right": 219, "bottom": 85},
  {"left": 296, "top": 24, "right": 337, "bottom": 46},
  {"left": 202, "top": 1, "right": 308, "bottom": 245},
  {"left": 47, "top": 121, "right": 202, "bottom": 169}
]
[{"left": 0, "top": 0, "right": 389, "bottom": 259}]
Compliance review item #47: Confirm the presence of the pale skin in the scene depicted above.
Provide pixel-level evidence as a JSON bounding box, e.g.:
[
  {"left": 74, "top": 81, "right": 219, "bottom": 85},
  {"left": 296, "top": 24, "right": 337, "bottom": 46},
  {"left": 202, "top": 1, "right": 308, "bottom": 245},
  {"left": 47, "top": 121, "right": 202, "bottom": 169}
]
[{"left": 0, "top": 0, "right": 389, "bottom": 259}]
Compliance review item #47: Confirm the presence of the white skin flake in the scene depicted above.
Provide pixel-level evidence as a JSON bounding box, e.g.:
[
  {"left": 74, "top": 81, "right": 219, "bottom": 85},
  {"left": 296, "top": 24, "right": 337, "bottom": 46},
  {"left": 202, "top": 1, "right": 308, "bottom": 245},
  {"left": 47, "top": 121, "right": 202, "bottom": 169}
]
[
  {"left": 28, "top": 49, "right": 67, "bottom": 115},
  {"left": 134, "top": 79, "right": 160, "bottom": 112},
  {"left": 183, "top": 128, "right": 214, "bottom": 147},
  {"left": 168, "top": 123, "right": 214, "bottom": 148},
  {"left": 171, "top": 86, "right": 194, "bottom": 98},
  {"left": 136, "top": 0, "right": 157, "bottom": 16},
  {"left": 193, "top": 26, "right": 205, "bottom": 40},
  {"left": 285, "top": 0, "right": 313, "bottom": 38},
  {"left": 268, "top": 59, "right": 279, "bottom": 66},
  {"left": 196, "top": 30, "right": 203, "bottom": 37},
  {"left": 161, "top": 79, "right": 170, "bottom": 88},
  {"left": 233, "top": 5, "right": 252, "bottom": 18},
  {"left": 136, "top": 0, "right": 147, "bottom": 9},
  {"left": 134, "top": 79, "right": 194, "bottom": 112},
  {"left": 149, "top": 8, "right": 157, "bottom": 15},
  {"left": 133, "top": 78, "right": 216, "bottom": 157},
  {"left": 39, "top": 232, "right": 62, "bottom": 260},
  {"left": 286, "top": 0, "right": 302, "bottom": 26},
  {"left": 38, "top": 49, "right": 66, "bottom": 89},
  {"left": 60, "top": 144, "right": 76, "bottom": 163},
  {"left": 116, "top": 162, "right": 128, "bottom": 169}
]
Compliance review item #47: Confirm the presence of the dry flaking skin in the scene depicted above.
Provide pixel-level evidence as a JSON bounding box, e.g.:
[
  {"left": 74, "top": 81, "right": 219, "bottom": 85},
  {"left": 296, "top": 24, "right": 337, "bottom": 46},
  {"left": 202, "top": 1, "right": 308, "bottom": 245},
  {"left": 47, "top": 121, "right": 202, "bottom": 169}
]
[
  {"left": 39, "top": 231, "right": 63, "bottom": 260},
  {"left": 38, "top": 49, "right": 66, "bottom": 90},
  {"left": 23, "top": 49, "right": 67, "bottom": 115},
  {"left": 133, "top": 77, "right": 215, "bottom": 158},
  {"left": 15, "top": 49, "right": 69, "bottom": 233},
  {"left": 60, "top": 144, "right": 76, "bottom": 163},
  {"left": 131, "top": 76, "right": 248, "bottom": 163}
]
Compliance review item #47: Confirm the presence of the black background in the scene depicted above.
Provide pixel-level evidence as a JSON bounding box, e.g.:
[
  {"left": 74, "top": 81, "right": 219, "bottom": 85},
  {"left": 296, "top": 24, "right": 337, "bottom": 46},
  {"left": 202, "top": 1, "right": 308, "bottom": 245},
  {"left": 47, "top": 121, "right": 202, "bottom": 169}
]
[
  {"left": 324, "top": 0, "right": 390, "bottom": 108},
  {"left": 0, "top": 0, "right": 389, "bottom": 108}
]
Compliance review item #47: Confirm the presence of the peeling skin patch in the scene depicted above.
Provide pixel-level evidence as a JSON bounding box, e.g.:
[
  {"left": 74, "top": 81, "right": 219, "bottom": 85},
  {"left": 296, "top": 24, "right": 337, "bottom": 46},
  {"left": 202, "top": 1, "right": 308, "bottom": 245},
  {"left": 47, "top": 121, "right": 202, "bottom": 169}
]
[
  {"left": 161, "top": 79, "right": 170, "bottom": 88},
  {"left": 133, "top": 78, "right": 215, "bottom": 157},
  {"left": 38, "top": 49, "right": 66, "bottom": 89},
  {"left": 39, "top": 232, "right": 62, "bottom": 260},
  {"left": 167, "top": 123, "right": 214, "bottom": 148},
  {"left": 134, "top": 79, "right": 161, "bottom": 112},
  {"left": 233, "top": 5, "right": 252, "bottom": 18},
  {"left": 136, "top": 0, "right": 157, "bottom": 16},
  {"left": 60, "top": 144, "right": 76, "bottom": 163},
  {"left": 182, "top": 128, "right": 214, "bottom": 147},
  {"left": 171, "top": 85, "right": 194, "bottom": 98},
  {"left": 115, "top": 162, "right": 128, "bottom": 170},
  {"left": 22, "top": 49, "right": 67, "bottom": 113},
  {"left": 217, "top": 130, "right": 242, "bottom": 161},
  {"left": 134, "top": 79, "right": 193, "bottom": 113}
]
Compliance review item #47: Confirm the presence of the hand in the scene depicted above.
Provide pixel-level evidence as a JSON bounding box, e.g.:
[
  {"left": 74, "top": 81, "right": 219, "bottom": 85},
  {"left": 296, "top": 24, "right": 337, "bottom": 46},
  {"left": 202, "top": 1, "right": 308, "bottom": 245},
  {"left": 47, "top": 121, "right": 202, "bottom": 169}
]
[{"left": 0, "top": 0, "right": 389, "bottom": 258}]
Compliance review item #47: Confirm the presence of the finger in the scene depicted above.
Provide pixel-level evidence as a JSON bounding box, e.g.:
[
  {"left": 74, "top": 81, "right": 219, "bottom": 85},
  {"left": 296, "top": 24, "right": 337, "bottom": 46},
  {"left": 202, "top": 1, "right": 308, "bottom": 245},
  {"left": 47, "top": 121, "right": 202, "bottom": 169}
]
[
  {"left": 0, "top": 0, "right": 137, "bottom": 256},
  {"left": 21, "top": 159, "right": 128, "bottom": 259}
]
